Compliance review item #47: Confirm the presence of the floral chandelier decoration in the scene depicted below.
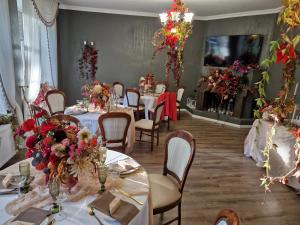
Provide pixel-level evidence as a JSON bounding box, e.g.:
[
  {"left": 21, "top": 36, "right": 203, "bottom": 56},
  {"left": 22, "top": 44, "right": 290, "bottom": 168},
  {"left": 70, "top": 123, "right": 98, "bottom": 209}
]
[
  {"left": 78, "top": 42, "right": 99, "bottom": 81},
  {"left": 152, "top": 0, "right": 193, "bottom": 87},
  {"left": 255, "top": 0, "right": 300, "bottom": 193}
]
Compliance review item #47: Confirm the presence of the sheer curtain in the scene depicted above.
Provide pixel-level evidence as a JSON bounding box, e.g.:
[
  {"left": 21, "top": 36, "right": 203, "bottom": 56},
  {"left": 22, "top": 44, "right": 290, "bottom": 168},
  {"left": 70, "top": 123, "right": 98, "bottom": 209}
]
[{"left": 0, "top": 0, "right": 22, "bottom": 122}]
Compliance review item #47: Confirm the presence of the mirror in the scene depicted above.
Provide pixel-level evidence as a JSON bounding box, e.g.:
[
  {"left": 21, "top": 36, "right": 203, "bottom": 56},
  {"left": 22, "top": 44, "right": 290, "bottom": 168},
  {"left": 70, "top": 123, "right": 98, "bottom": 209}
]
[{"left": 216, "top": 218, "right": 228, "bottom": 225}]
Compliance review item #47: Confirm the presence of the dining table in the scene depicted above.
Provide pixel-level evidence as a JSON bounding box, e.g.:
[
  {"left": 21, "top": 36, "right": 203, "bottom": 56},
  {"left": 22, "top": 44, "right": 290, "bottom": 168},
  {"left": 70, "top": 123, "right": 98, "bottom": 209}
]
[
  {"left": 0, "top": 150, "right": 153, "bottom": 225},
  {"left": 123, "top": 94, "right": 158, "bottom": 120},
  {"left": 64, "top": 104, "right": 136, "bottom": 154}
]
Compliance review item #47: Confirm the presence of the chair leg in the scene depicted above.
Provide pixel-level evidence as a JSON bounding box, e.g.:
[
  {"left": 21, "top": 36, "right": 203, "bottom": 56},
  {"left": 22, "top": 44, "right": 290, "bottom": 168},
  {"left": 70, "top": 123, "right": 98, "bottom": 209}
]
[
  {"left": 156, "top": 129, "right": 159, "bottom": 146},
  {"left": 160, "top": 213, "right": 164, "bottom": 224},
  {"left": 178, "top": 107, "right": 181, "bottom": 120},
  {"left": 167, "top": 116, "right": 170, "bottom": 130},
  {"left": 151, "top": 130, "right": 154, "bottom": 152},
  {"left": 136, "top": 111, "right": 140, "bottom": 121},
  {"left": 178, "top": 202, "right": 181, "bottom": 225},
  {"left": 140, "top": 131, "right": 143, "bottom": 140}
]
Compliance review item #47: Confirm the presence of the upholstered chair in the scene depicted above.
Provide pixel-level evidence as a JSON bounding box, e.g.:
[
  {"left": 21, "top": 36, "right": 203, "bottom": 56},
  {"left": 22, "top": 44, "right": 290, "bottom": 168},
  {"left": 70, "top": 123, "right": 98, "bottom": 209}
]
[
  {"left": 98, "top": 112, "right": 131, "bottom": 153},
  {"left": 45, "top": 89, "right": 66, "bottom": 115},
  {"left": 135, "top": 101, "right": 165, "bottom": 151},
  {"left": 176, "top": 87, "right": 185, "bottom": 120},
  {"left": 112, "top": 82, "right": 125, "bottom": 104},
  {"left": 149, "top": 130, "right": 196, "bottom": 225},
  {"left": 125, "top": 88, "right": 145, "bottom": 120}
]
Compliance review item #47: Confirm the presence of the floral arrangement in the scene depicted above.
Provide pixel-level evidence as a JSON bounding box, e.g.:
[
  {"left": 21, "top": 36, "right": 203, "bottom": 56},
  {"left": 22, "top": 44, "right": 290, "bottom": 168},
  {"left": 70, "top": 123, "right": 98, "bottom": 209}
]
[
  {"left": 152, "top": 0, "right": 193, "bottom": 86},
  {"left": 139, "top": 73, "right": 156, "bottom": 91},
  {"left": 78, "top": 43, "right": 99, "bottom": 81},
  {"left": 81, "top": 81, "right": 110, "bottom": 109},
  {"left": 254, "top": 0, "right": 300, "bottom": 192},
  {"left": 14, "top": 117, "right": 100, "bottom": 187},
  {"left": 230, "top": 60, "right": 259, "bottom": 75},
  {"left": 33, "top": 83, "right": 53, "bottom": 106},
  {"left": 198, "top": 69, "right": 241, "bottom": 101}
]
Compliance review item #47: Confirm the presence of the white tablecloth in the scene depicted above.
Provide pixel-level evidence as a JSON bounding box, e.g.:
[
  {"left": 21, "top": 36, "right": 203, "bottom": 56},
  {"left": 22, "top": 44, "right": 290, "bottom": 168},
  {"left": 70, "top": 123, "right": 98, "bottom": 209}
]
[
  {"left": 0, "top": 124, "right": 16, "bottom": 168},
  {"left": 123, "top": 95, "right": 158, "bottom": 119},
  {"left": 64, "top": 106, "right": 136, "bottom": 154},
  {"left": 244, "top": 119, "right": 300, "bottom": 190},
  {"left": 0, "top": 150, "right": 152, "bottom": 225}
]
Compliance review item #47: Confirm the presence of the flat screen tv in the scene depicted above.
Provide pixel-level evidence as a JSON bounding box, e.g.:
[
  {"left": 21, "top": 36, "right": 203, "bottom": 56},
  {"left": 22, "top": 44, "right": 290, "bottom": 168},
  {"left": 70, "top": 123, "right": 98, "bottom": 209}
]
[{"left": 204, "top": 34, "right": 264, "bottom": 67}]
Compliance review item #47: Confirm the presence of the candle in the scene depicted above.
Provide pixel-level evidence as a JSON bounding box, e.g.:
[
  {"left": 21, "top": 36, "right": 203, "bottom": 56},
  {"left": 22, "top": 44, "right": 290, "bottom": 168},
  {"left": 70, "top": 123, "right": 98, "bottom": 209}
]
[{"left": 294, "top": 82, "right": 299, "bottom": 96}]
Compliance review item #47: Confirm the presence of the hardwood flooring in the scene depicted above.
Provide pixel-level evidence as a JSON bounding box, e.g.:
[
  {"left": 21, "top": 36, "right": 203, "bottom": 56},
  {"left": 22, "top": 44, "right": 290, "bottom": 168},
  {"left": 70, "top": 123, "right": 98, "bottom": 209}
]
[{"left": 3, "top": 112, "right": 300, "bottom": 225}]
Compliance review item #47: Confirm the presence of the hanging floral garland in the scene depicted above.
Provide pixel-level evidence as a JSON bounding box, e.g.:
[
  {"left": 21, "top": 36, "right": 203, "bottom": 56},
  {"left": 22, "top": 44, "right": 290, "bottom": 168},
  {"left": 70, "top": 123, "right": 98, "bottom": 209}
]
[
  {"left": 152, "top": 0, "right": 193, "bottom": 87},
  {"left": 78, "top": 43, "right": 99, "bottom": 81},
  {"left": 254, "top": 0, "right": 300, "bottom": 192}
]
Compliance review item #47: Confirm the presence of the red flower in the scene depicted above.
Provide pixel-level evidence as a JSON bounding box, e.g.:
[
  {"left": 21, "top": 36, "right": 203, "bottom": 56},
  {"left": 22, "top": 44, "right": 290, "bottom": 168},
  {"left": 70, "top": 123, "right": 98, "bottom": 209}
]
[
  {"left": 25, "top": 135, "right": 38, "bottom": 149},
  {"left": 36, "top": 162, "right": 47, "bottom": 170},
  {"left": 34, "top": 110, "right": 45, "bottom": 119},
  {"left": 42, "top": 136, "right": 53, "bottom": 146},
  {"left": 276, "top": 43, "right": 297, "bottom": 64},
  {"left": 90, "top": 137, "right": 97, "bottom": 147},
  {"left": 21, "top": 119, "right": 35, "bottom": 132},
  {"left": 25, "top": 149, "right": 34, "bottom": 158},
  {"left": 49, "top": 154, "right": 58, "bottom": 165},
  {"left": 14, "top": 127, "right": 25, "bottom": 138},
  {"left": 40, "top": 121, "right": 56, "bottom": 136}
]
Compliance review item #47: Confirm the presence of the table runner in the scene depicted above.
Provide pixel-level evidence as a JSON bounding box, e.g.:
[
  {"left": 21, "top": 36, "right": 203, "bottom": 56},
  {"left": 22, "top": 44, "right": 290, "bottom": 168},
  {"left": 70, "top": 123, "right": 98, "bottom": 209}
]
[{"left": 0, "top": 151, "right": 153, "bottom": 225}]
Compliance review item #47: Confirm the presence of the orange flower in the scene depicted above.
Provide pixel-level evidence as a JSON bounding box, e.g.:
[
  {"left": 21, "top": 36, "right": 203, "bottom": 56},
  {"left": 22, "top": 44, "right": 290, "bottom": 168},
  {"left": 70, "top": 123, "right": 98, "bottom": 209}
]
[{"left": 90, "top": 137, "right": 97, "bottom": 147}]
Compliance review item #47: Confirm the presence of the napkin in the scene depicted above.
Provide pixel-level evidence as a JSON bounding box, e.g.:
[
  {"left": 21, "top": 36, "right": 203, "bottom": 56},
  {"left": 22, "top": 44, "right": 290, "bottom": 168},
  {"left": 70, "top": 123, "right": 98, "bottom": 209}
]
[
  {"left": 10, "top": 207, "right": 51, "bottom": 225},
  {"left": 0, "top": 175, "right": 17, "bottom": 189},
  {"left": 90, "top": 191, "right": 139, "bottom": 225},
  {"left": 110, "top": 159, "right": 140, "bottom": 174}
]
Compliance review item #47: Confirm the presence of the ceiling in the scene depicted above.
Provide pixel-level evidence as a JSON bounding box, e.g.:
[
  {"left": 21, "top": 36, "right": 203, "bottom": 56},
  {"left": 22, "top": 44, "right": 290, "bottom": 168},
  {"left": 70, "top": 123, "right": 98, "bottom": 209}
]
[{"left": 59, "top": 0, "right": 282, "bottom": 20}]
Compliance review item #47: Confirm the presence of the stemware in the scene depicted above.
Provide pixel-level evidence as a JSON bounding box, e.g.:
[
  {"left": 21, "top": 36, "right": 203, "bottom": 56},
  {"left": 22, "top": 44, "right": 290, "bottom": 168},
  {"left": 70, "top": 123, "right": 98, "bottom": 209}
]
[
  {"left": 48, "top": 178, "right": 67, "bottom": 221},
  {"left": 18, "top": 161, "right": 31, "bottom": 194},
  {"left": 99, "top": 145, "right": 107, "bottom": 164},
  {"left": 97, "top": 164, "right": 108, "bottom": 193}
]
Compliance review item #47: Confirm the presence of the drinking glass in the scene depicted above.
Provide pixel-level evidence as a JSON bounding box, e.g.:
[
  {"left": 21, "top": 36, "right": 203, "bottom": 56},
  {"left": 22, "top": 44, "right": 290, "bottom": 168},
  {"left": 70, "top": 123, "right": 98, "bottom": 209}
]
[
  {"left": 97, "top": 164, "right": 108, "bottom": 193},
  {"left": 99, "top": 146, "right": 107, "bottom": 164},
  {"left": 19, "top": 161, "right": 30, "bottom": 194},
  {"left": 49, "top": 178, "right": 67, "bottom": 221},
  {"left": 19, "top": 161, "right": 30, "bottom": 177}
]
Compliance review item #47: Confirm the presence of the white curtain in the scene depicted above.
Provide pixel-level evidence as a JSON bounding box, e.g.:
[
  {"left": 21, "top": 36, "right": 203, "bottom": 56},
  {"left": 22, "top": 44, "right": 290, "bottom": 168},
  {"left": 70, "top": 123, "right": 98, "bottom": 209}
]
[{"left": 0, "top": 0, "right": 23, "bottom": 122}]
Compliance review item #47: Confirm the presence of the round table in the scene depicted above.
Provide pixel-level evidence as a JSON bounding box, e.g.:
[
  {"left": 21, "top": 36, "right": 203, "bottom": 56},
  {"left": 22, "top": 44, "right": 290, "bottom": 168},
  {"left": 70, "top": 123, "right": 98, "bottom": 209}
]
[
  {"left": 64, "top": 105, "right": 136, "bottom": 154},
  {"left": 0, "top": 151, "right": 152, "bottom": 225}
]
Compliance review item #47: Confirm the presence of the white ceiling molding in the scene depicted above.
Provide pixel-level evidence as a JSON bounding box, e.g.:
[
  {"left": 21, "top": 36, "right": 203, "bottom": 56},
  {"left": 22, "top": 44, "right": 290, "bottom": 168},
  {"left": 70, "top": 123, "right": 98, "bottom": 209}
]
[{"left": 59, "top": 4, "right": 282, "bottom": 21}]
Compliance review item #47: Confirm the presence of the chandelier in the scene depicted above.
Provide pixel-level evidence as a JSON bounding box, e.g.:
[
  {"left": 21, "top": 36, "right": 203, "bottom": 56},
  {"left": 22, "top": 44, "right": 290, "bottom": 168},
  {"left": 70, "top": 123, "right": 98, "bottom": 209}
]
[{"left": 152, "top": 0, "right": 193, "bottom": 87}]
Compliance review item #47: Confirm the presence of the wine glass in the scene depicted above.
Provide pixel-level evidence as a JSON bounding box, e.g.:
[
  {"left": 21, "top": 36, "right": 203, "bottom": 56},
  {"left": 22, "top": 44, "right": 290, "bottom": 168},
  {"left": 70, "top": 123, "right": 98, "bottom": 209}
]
[
  {"left": 49, "top": 178, "right": 67, "bottom": 221},
  {"left": 99, "top": 146, "right": 107, "bottom": 164},
  {"left": 19, "top": 161, "right": 30, "bottom": 194},
  {"left": 97, "top": 164, "right": 108, "bottom": 193}
]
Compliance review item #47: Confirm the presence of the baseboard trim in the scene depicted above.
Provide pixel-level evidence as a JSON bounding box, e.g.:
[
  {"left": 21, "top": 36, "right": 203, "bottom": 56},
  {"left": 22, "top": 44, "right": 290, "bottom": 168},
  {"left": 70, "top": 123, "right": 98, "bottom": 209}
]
[{"left": 180, "top": 109, "right": 252, "bottom": 129}]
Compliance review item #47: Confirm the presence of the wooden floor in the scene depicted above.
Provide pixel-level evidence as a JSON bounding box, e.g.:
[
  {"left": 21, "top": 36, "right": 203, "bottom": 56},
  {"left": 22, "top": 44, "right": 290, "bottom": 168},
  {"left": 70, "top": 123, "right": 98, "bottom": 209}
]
[{"left": 3, "top": 112, "right": 300, "bottom": 225}]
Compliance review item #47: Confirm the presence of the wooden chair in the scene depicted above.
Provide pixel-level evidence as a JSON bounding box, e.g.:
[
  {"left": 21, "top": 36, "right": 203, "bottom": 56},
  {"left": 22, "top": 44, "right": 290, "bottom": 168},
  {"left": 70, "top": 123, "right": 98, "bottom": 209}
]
[
  {"left": 149, "top": 130, "right": 196, "bottom": 225},
  {"left": 176, "top": 87, "right": 185, "bottom": 120},
  {"left": 30, "top": 104, "right": 50, "bottom": 126},
  {"left": 155, "top": 82, "right": 167, "bottom": 94},
  {"left": 50, "top": 114, "right": 80, "bottom": 127},
  {"left": 214, "top": 209, "right": 240, "bottom": 225},
  {"left": 135, "top": 101, "right": 165, "bottom": 152},
  {"left": 98, "top": 112, "right": 131, "bottom": 153},
  {"left": 45, "top": 89, "right": 66, "bottom": 115},
  {"left": 125, "top": 88, "right": 145, "bottom": 120},
  {"left": 112, "top": 82, "right": 125, "bottom": 104}
]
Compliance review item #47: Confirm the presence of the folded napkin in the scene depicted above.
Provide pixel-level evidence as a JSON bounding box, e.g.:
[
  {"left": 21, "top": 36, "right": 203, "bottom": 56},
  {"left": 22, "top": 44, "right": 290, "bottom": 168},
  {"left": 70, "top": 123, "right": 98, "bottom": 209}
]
[
  {"left": 110, "top": 159, "right": 140, "bottom": 174},
  {"left": 65, "top": 105, "right": 86, "bottom": 115},
  {"left": 90, "top": 191, "right": 139, "bottom": 225},
  {"left": 10, "top": 207, "right": 51, "bottom": 225},
  {"left": 0, "top": 175, "right": 18, "bottom": 189}
]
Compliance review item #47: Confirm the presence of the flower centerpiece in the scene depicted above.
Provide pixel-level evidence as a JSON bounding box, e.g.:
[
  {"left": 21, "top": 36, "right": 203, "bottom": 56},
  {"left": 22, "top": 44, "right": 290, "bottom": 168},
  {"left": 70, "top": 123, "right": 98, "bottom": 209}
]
[
  {"left": 81, "top": 81, "right": 110, "bottom": 109},
  {"left": 15, "top": 117, "right": 101, "bottom": 188}
]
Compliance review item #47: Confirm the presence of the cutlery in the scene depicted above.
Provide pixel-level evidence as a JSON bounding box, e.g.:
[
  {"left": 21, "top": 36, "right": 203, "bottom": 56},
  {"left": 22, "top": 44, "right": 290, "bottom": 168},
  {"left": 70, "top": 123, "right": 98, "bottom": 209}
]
[
  {"left": 115, "top": 189, "right": 143, "bottom": 206},
  {"left": 87, "top": 206, "right": 104, "bottom": 225}
]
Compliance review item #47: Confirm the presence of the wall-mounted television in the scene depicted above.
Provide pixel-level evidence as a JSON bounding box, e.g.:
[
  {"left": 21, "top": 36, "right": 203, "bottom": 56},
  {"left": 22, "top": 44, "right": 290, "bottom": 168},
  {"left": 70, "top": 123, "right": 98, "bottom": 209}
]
[{"left": 204, "top": 34, "right": 264, "bottom": 67}]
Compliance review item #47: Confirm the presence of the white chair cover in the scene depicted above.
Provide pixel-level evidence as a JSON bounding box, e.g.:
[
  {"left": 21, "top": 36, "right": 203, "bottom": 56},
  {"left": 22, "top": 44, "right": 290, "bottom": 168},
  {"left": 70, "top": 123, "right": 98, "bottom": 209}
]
[
  {"left": 127, "top": 91, "right": 139, "bottom": 107},
  {"left": 177, "top": 88, "right": 184, "bottom": 102},
  {"left": 47, "top": 93, "right": 64, "bottom": 114},
  {"left": 113, "top": 84, "right": 124, "bottom": 98},
  {"left": 155, "top": 84, "right": 166, "bottom": 94},
  {"left": 166, "top": 137, "right": 192, "bottom": 181},
  {"left": 154, "top": 104, "right": 164, "bottom": 124},
  {"left": 102, "top": 117, "right": 129, "bottom": 141}
]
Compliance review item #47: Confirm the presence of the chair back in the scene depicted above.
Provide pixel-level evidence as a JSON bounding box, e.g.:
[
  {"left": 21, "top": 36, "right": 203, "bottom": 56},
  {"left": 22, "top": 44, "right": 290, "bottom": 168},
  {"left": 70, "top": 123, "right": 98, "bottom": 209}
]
[
  {"left": 30, "top": 104, "right": 50, "bottom": 126},
  {"left": 163, "top": 130, "right": 195, "bottom": 193},
  {"left": 214, "top": 209, "right": 240, "bottom": 225},
  {"left": 176, "top": 87, "right": 185, "bottom": 102},
  {"left": 50, "top": 114, "right": 80, "bottom": 127},
  {"left": 113, "top": 82, "right": 124, "bottom": 98},
  {"left": 45, "top": 90, "right": 66, "bottom": 115},
  {"left": 125, "top": 89, "right": 140, "bottom": 108},
  {"left": 155, "top": 83, "right": 166, "bottom": 94},
  {"left": 152, "top": 101, "right": 165, "bottom": 127},
  {"left": 98, "top": 112, "right": 131, "bottom": 144}
]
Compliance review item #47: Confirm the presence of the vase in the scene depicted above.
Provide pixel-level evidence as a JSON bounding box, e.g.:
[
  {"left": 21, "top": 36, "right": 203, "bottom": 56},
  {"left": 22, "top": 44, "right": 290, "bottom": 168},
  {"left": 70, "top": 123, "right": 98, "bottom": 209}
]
[{"left": 60, "top": 173, "right": 78, "bottom": 191}]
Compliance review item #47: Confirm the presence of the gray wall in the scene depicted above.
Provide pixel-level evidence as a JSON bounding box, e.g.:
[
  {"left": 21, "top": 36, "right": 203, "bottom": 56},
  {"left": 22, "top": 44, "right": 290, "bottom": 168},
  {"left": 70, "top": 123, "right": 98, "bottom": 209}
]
[
  {"left": 58, "top": 9, "right": 203, "bottom": 105},
  {"left": 58, "top": 10, "right": 291, "bottom": 106}
]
